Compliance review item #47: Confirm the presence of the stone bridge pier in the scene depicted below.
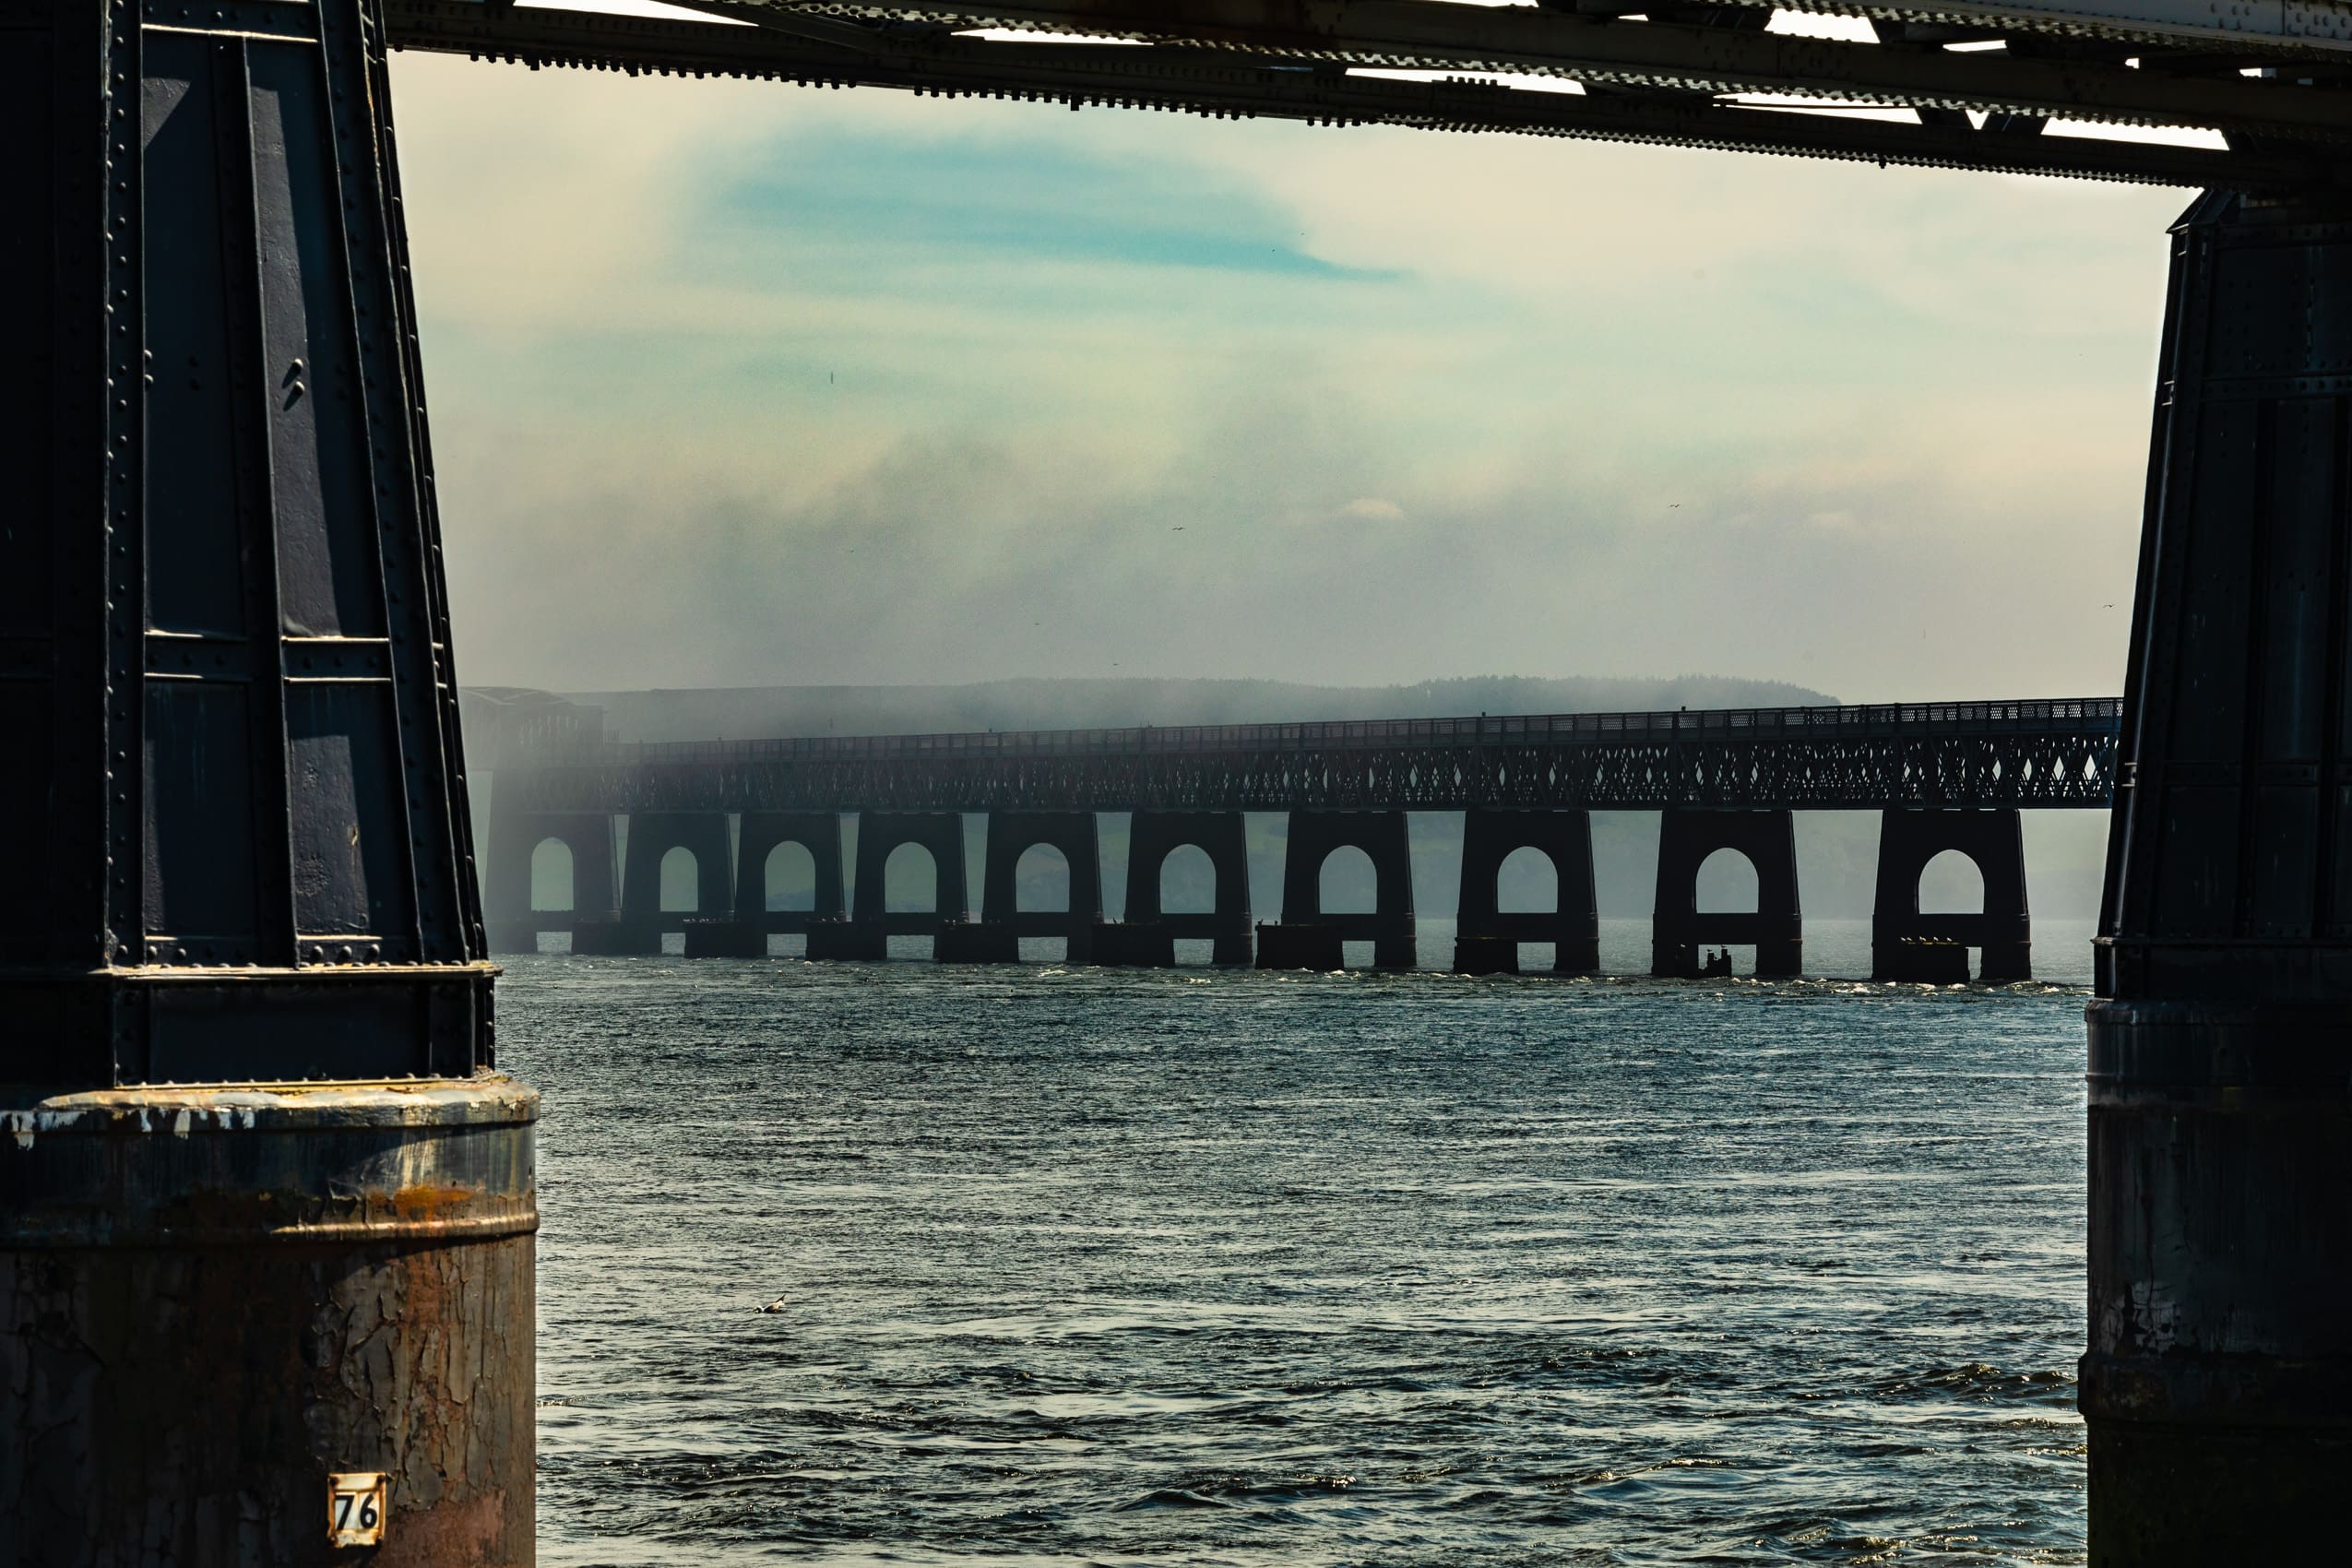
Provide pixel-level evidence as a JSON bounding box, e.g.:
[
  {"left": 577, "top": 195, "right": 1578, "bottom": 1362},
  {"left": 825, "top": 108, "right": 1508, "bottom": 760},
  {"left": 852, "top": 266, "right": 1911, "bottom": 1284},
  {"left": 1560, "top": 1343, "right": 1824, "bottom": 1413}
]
[
  {"left": 1103, "top": 811, "right": 1254, "bottom": 965},
  {"left": 1652, "top": 809, "right": 1802, "bottom": 978},
  {"left": 485, "top": 805, "right": 618, "bottom": 953},
  {"left": 610, "top": 811, "right": 731, "bottom": 955},
  {"left": 1261, "top": 811, "right": 1416, "bottom": 969},
  {"left": 817, "top": 812, "right": 969, "bottom": 960},
  {"left": 1454, "top": 809, "right": 1601, "bottom": 974},
  {"left": 1871, "top": 809, "right": 2030, "bottom": 982},
  {"left": 733, "top": 811, "right": 848, "bottom": 936},
  {"left": 964, "top": 812, "right": 1105, "bottom": 963}
]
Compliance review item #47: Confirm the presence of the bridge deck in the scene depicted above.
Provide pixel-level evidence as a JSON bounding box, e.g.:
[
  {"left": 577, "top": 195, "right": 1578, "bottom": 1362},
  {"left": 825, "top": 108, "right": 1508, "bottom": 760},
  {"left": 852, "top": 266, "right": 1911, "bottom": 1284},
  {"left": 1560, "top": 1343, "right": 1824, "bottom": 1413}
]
[{"left": 498, "top": 696, "right": 2122, "bottom": 814}]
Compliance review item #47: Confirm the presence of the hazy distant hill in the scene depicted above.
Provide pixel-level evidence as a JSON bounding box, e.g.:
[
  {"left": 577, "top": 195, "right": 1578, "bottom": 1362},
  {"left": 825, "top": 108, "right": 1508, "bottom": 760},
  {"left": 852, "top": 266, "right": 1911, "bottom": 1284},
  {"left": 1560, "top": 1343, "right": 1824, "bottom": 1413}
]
[{"left": 562, "top": 674, "right": 1839, "bottom": 743}]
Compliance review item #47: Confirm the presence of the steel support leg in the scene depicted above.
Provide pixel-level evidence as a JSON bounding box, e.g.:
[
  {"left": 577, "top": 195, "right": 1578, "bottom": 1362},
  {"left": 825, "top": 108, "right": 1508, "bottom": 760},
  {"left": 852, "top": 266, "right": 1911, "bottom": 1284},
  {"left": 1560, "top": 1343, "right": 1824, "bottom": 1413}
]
[
  {"left": 2, "top": 2, "right": 527, "bottom": 1556},
  {"left": 2085, "top": 192, "right": 2352, "bottom": 1560}
]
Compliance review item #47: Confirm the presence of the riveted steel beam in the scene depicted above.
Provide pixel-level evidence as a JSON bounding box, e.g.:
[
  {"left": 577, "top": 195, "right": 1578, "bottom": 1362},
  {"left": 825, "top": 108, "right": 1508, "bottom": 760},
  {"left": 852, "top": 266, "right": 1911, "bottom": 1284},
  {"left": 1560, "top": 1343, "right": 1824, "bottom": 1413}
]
[
  {"left": 667, "top": 1, "right": 2352, "bottom": 133},
  {"left": 386, "top": 1, "right": 2347, "bottom": 187}
]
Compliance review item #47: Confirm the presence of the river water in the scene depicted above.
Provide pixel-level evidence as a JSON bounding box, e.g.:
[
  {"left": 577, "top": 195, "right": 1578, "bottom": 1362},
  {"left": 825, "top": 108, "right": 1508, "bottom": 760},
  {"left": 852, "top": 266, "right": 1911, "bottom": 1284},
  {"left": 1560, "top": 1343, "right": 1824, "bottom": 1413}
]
[{"left": 505, "top": 919, "right": 2092, "bottom": 1565}]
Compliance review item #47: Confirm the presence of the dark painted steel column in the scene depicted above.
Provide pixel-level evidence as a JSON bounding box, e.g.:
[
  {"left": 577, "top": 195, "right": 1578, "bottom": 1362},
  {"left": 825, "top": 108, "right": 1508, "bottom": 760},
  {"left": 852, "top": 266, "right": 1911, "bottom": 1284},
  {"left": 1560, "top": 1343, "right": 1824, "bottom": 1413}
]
[
  {"left": 1, "top": 1, "right": 529, "bottom": 1559},
  {"left": 2085, "top": 192, "right": 2352, "bottom": 1560}
]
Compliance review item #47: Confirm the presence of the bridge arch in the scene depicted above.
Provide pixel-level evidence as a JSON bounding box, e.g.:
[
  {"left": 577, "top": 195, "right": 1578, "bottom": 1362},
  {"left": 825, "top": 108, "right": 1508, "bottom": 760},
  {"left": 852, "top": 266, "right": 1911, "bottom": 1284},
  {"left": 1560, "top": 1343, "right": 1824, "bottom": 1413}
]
[
  {"left": 1651, "top": 810, "right": 1800, "bottom": 979},
  {"left": 1270, "top": 811, "right": 1415, "bottom": 969},
  {"left": 848, "top": 813, "right": 969, "bottom": 933},
  {"left": 483, "top": 803, "right": 620, "bottom": 952},
  {"left": 734, "top": 812, "right": 848, "bottom": 930},
  {"left": 1695, "top": 847, "right": 1761, "bottom": 913},
  {"left": 764, "top": 840, "right": 819, "bottom": 911},
  {"left": 1496, "top": 845, "right": 1559, "bottom": 914},
  {"left": 1318, "top": 845, "right": 1380, "bottom": 914},
  {"left": 884, "top": 842, "right": 939, "bottom": 913},
  {"left": 619, "top": 812, "right": 732, "bottom": 935},
  {"left": 1158, "top": 843, "right": 1218, "bottom": 915},
  {"left": 659, "top": 847, "right": 701, "bottom": 912},
  {"left": 1116, "top": 813, "right": 1253, "bottom": 966},
  {"left": 1455, "top": 809, "right": 1598, "bottom": 974},
  {"left": 1015, "top": 842, "right": 1071, "bottom": 912},
  {"left": 977, "top": 812, "right": 1102, "bottom": 961},
  {"left": 530, "top": 837, "right": 576, "bottom": 912},
  {"left": 1918, "top": 848, "right": 1987, "bottom": 915},
  {"left": 1871, "top": 810, "right": 2028, "bottom": 982}
]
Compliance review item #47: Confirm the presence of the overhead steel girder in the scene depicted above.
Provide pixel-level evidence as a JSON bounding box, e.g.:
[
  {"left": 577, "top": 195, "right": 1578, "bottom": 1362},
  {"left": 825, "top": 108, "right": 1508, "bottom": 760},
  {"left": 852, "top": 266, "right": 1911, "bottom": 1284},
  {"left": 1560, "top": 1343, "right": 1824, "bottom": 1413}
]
[
  {"left": 385, "top": 2, "right": 2345, "bottom": 188},
  {"left": 684, "top": 0, "right": 2352, "bottom": 134}
]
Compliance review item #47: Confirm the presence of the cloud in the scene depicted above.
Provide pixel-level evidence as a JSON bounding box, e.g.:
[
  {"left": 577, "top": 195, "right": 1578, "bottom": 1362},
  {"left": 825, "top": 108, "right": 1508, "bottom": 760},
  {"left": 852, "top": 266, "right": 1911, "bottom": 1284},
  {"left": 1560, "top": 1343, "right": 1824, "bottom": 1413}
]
[{"left": 388, "top": 51, "right": 2180, "bottom": 707}]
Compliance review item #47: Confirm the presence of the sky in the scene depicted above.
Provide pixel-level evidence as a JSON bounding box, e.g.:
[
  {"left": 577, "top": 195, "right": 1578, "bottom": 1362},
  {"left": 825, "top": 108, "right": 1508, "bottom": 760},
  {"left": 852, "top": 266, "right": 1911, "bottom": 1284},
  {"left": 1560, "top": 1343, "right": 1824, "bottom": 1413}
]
[{"left": 388, "top": 6, "right": 2190, "bottom": 704}]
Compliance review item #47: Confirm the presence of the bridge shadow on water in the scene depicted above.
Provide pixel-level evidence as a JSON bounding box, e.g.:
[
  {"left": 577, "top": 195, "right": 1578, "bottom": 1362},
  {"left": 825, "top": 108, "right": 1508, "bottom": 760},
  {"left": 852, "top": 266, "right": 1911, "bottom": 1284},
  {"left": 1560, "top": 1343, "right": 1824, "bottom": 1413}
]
[{"left": 505, "top": 920, "right": 2095, "bottom": 1566}]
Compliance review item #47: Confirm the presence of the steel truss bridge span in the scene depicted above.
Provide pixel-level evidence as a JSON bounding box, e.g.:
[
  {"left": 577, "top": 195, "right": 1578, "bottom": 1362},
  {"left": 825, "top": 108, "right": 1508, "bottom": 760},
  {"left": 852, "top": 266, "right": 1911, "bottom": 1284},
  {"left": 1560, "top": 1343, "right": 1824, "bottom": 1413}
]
[
  {"left": 383, "top": 0, "right": 2352, "bottom": 189},
  {"left": 496, "top": 695, "right": 2122, "bottom": 815}
]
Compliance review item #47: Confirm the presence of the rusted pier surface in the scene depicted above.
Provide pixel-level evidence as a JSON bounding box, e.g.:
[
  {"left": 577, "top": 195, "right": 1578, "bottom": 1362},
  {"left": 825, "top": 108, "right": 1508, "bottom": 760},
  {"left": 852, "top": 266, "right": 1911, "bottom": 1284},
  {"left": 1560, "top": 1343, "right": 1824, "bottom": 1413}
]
[
  {"left": 1, "top": 1080, "right": 538, "bottom": 1564},
  {"left": 2084, "top": 193, "right": 2352, "bottom": 1560}
]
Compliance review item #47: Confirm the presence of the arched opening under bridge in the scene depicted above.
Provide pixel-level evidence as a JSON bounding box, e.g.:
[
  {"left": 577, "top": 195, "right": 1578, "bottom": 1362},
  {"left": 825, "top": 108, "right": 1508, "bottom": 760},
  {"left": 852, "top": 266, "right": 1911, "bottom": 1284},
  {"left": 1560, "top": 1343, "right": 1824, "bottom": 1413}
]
[
  {"left": 1015, "top": 843, "right": 1070, "bottom": 911},
  {"left": 1497, "top": 846, "right": 1558, "bottom": 913},
  {"left": 1319, "top": 846, "right": 1378, "bottom": 915},
  {"left": 530, "top": 837, "right": 575, "bottom": 913},
  {"left": 765, "top": 841, "right": 818, "bottom": 911},
  {"left": 1695, "top": 848, "right": 1760, "bottom": 914},
  {"left": 659, "top": 847, "right": 700, "bottom": 912},
  {"left": 885, "top": 842, "right": 939, "bottom": 913},
  {"left": 1919, "top": 849, "right": 1986, "bottom": 915},
  {"left": 1159, "top": 844, "right": 1217, "bottom": 915}
]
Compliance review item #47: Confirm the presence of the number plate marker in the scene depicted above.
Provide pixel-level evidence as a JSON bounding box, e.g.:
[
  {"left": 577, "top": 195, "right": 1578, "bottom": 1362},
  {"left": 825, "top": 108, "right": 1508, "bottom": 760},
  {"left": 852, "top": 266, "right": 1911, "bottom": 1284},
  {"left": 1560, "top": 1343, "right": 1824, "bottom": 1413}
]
[{"left": 328, "top": 1472, "right": 387, "bottom": 1547}]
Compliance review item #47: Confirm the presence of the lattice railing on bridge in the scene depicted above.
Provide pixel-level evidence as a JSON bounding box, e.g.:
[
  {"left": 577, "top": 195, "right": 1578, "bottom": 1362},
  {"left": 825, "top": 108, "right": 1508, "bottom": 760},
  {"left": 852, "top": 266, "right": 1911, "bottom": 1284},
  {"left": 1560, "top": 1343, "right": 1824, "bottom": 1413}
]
[{"left": 498, "top": 698, "right": 2122, "bottom": 814}]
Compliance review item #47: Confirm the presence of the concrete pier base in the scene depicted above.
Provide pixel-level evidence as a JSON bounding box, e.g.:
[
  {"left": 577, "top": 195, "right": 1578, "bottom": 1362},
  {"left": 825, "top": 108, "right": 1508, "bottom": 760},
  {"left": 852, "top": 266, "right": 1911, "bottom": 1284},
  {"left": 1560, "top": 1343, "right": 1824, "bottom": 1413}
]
[
  {"left": 1207, "top": 932, "right": 1256, "bottom": 966},
  {"left": 1879, "top": 937, "right": 1970, "bottom": 985},
  {"left": 805, "top": 921, "right": 887, "bottom": 961},
  {"left": 1452, "top": 935, "right": 1518, "bottom": 975},
  {"left": 0, "top": 1077, "right": 538, "bottom": 1565},
  {"left": 683, "top": 920, "right": 766, "bottom": 958},
  {"left": 1092, "top": 922, "right": 1174, "bottom": 967},
  {"left": 571, "top": 920, "right": 660, "bottom": 956},
  {"left": 2081, "top": 1001, "right": 2351, "bottom": 1560},
  {"left": 487, "top": 919, "right": 542, "bottom": 956},
  {"left": 1256, "top": 923, "right": 1345, "bottom": 970},
  {"left": 935, "top": 921, "right": 1020, "bottom": 964}
]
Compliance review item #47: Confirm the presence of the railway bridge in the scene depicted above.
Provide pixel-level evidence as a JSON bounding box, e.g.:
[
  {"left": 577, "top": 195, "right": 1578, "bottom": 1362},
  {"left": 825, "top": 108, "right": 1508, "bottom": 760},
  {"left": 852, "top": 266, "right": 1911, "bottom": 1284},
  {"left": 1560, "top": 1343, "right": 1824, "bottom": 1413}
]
[
  {"left": 485, "top": 696, "right": 2120, "bottom": 979},
  {"left": 8, "top": 0, "right": 2352, "bottom": 1558}
]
